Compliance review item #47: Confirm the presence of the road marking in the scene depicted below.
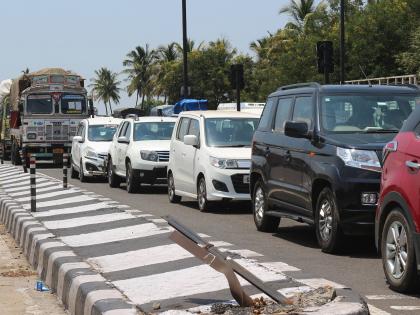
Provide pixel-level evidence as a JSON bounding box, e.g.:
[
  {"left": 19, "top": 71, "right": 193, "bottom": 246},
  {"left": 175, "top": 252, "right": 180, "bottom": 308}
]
[
  {"left": 260, "top": 261, "right": 301, "bottom": 272},
  {"left": 297, "top": 278, "right": 347, "bottom": 289},
  {"left": 278, "top": 286, "right": 313, "bottom": 297},
  {"left": 210, "top": 241, "right": 233, "bottom": 247},
  {"left": 218, "top": 248, "right": 263, "bottom": 258},
  {"left": 366, "top": 294, "right": 418, "bottom": 300},
  {"left": 7, "top": 184, "right": 65, "bottom": 196},
  {"left": 15, "top": 188, "right": 80, "bottom": 202},
  {"left": 367, "top": 304, "right": 392, "bottom": 315},
  {"left": 2, "top": 178, "right": 49, "bottom": 189},
  {"left": 233, "top": 258, "right": 287, "bottom": 282},
  {"left": 22, "top": 195, "right": 95, "bottom": 209},
  {"left": 87, "top": 243, "right": 193, "bottom": 273},
  {"left": 59, "top": 223, "right": 172, "bottom": 247},
  {"left": 390, "top": 306, "right": 420, "bottom": 311},
  {"left": 32, "top": 202, "right": 113, "bottom": 218},
  {"left": 42, "top": 212, "right": 135, "bottom": 230},
  {"left": 0, "top": 174, "right": 29, "bottom": 182}
]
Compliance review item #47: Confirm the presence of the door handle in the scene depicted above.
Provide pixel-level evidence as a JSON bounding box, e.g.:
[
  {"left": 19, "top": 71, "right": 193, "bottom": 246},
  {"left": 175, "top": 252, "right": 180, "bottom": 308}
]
[{"left": 406, "top": 160, "right": 420, "bottom": 170}]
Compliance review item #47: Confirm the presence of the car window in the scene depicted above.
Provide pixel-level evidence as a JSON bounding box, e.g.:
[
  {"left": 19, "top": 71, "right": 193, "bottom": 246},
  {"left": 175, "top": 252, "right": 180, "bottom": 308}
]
[
  {"left": 415, "top": 123, "right": 420, "bottom": 137},
  {"left": 176, "top": 117, "right": 190, "bottom": 141},
  {"left": 258, "top": 98, "right": 277, "bottom": 130},
  {"left": 274, "top": 98, "right": 293, "bottom": 132},
  {"left": 76, "top": 123, "right": 83, "bottom": 137},
  {"left": 292, "top": 96, "right": 313, "bottom": 128},
  {"left": 188, "top": 119, "right": 200, "bottom": 137},
  {"left": 124, "top": 122, "right": 131, "bottom": 139},
  {"left": 118, "top": 122, "right": 128, "bottom": 137}
]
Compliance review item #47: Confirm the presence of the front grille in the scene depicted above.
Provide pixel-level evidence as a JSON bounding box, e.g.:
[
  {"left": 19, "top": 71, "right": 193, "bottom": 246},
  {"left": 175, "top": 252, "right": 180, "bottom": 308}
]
[
  {"left": 157, "top": 151, "right": 169, "bottom": 162},
  {"left": 45, "top": 124, "right": 70, "bottom": 141},
  {"left": 231, "top": 174, "right": 250, "bottom": 194}
]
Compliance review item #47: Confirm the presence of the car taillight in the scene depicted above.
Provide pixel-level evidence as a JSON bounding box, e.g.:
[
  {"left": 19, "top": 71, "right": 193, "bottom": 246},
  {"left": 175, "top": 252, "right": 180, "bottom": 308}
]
[{"left": 383, "top": 140, "right": 398, "bottom": 163}]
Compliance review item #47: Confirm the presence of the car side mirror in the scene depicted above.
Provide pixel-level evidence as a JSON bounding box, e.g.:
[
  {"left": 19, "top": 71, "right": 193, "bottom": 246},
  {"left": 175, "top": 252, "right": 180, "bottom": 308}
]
[
  {"left": 118, "top": 136, "right": 130, "bottom": 144},
  {"left": 73, "top": 135, "right": 83, "bottom": 143},
  {"left": 284, "top": 121, "right": 309, "bottom": 138},
  {"left": 184, "top": 135, "right": 198, "bottom": 147}
]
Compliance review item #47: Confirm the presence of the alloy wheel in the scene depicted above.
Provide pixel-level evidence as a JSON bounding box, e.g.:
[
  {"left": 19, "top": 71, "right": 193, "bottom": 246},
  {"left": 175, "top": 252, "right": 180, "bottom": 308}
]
[
  {"left": 385, "top": 221, "right": 408, "bottom": 280},
  {"left": 198, "top": 179, "right": 206, "bottom": 209},
  {"left": 254, "top": 186, "right": 265, "bottom": 222},
  {"left": 318, "top": 199, "right": 333, "bottom": 242},
  {"left": 168, "top": 175, "right": 175, "bottom": 200}
]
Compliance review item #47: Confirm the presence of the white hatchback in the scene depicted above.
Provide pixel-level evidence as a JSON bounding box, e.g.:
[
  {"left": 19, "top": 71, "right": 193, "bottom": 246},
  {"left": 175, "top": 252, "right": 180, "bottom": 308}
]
[
  {"left": 167, "top": 110, "right": 260, "bottom": 211},
  {"left": 107, "top": 116, "right": 177, "bottom": 193},
  {"left": 70, "top": 117, "right": 122, "bottom": 181}
]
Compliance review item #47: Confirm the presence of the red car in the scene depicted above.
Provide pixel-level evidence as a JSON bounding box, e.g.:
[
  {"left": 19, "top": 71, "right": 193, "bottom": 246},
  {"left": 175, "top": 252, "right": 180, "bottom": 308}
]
[{"left": 376, "top": 103, "right": 420, "bottom": 292}]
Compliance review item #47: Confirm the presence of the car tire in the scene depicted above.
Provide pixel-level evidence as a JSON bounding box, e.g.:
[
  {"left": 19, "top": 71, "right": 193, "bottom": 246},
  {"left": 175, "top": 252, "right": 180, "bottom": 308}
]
[
  {"left": 253, "top": 180, "right": 280, "bottom": 232},
  {"left": 70, "top": 158, "right": 78, "bottom": 179},
  {"left": 315, "top": 187, "right": 343, "bottom": 254},
  {"left": 126, "top": 161, "right": 140, "bottom": 193},
  {"left": 197, "top": 176, "right": 211, "bottom": 212},
  {"left": 381, "top": 209, "right": 418, "bottom": 292},
  {"left": 79, "top": 159, "right": 87, "bottom": 182},
  {"left": 168, "top": 172, "right": 181, "bottom": 203},
  {"left": 107, "top": 158, "right": 121, "bottom": 188}
]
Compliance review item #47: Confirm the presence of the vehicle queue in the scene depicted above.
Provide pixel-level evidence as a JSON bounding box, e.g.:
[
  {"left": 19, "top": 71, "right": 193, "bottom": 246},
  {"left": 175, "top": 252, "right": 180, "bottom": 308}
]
[{"left": 69, "top": 84, "right": 420, "bottom": 294}]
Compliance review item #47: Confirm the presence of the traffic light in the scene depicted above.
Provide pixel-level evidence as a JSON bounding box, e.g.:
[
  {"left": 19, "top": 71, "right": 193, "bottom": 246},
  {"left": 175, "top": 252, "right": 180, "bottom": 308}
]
[
  {"left": 230, "top": 64, "right": 244, "bottom": 90},
  {"left": 317, "top": 41, "right": 334, "bottom": 74}
]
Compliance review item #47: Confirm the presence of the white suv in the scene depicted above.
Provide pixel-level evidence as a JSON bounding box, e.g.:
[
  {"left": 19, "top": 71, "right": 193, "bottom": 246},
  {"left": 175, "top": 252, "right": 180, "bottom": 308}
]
[
  {"left": 107, "top": 116, "right": 177, "bottom": 193},
  {"left": 167, "top": 111, "right": 260, "bottom": 211},
  {"left": 71, "top": 117, "right": 122, "bottom": 181}
]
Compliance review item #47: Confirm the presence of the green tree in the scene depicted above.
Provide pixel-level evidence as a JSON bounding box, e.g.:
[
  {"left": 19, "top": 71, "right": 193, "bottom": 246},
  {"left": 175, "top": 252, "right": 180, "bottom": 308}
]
[
  {"left": 398, "top": 25, "right": 420, "bottom": 76},
  {"left": 279, "top": 0, "right": 318, "bottom": 30},
  {"left": 90, "top": 67, "right": 121, "bottom": 116}
]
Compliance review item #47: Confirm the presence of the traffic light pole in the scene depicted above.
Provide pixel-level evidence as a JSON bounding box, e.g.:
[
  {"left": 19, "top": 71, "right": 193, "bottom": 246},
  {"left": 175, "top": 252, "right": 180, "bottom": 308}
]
[
  {"left": 236, "top": 70, "right": 240, "bottom": 112},
  {"left": 340, "top": 0, "right": 345, "bottom": 84},
  {"left": 182, "top": 0, "right": 188, "bottom": 98}
]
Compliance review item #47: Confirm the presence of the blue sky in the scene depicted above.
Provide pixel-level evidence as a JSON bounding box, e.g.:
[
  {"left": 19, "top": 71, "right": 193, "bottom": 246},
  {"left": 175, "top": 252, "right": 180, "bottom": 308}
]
[{"left": 0, "top": 0, "right": 289, "bottom": 114}]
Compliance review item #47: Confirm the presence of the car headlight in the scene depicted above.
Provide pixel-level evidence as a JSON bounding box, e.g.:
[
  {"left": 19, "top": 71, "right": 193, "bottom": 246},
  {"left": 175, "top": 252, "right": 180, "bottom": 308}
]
[
  {"left": 210, "top": 157, "right": 240, "bottom": 169},
  {"left": 84, "top": 149, "right": 98, "bottom": 159},
  {"left": 140, "top": 150, "right": 158, "bottom": 161},
  {"left": 337, "top": 147, "right": 381, "bottom": 172}
]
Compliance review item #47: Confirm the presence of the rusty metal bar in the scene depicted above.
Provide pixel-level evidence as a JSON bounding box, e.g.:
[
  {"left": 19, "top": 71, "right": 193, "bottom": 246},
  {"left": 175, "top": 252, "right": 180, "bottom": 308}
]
[{"left": 164, "top": 216, "right": 293, "bottom": 306}]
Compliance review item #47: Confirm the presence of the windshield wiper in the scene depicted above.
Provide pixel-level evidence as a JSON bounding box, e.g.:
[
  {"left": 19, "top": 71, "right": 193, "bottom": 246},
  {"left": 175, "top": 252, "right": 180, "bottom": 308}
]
[{"left": 363, "top": 129, "right": 399, "bottom": 133}]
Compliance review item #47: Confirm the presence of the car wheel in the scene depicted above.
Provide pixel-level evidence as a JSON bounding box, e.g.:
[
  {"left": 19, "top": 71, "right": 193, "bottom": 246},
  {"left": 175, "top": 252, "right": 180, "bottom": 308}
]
[
  {"left": 70, "top": 158, "right": 78, "bottom": 179},
  {"left": 126, "top": 161, "right": 140, "bottom": 193},
  {"left": 168, "top": 172, "right": 181, "bottom": 203},
  {"left": 197, "top": 177, "right": 211, "bottom": 212},
  {"left": 107, "top": 158, "right": 121, "bottom": 188},
  {"left": 79, "top": 159, "right": 87, "bottom": 182},
  {"left": 253, "top": 180, "right": 280, "bottom": 232},
  {"left": 381, "top": 209, "right": 418, "bottom": 292},
  {"left": 315, "top": 187, "right": 343, "bottom": 254}
]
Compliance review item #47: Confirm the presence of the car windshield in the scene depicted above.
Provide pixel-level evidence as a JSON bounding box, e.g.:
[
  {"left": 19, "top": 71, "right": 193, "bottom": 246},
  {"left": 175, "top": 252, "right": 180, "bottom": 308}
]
[
  {"left": 61, "top": 94, "right": 86, "bottom": 114},
  {"left": 133, "top": 122, "right": 175, "bottom": 141},
  {"left": 205, "top": 117, "right": 259, "bottom": 147},
  {"left": 321, "top": 94, "right": 420, "bottom": 133},
  {"left": 26, "top": 95, "right": 53, "bottom": 114},
  {"left": 88, "top": 124, "right": 118, "bottom": 141}
]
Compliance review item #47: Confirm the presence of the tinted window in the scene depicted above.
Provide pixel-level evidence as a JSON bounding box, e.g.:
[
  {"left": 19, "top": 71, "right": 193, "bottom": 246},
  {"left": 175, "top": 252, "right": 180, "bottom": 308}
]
[
  {"left": 205, "top": 118, "right": 259, "bottom": 147},
  {"left": 177, "top": 118, "right": 190, "bottom": 140},
  {"left": 188, "top": 119, "right": 200, "bottom": 137},
  {"left": 61, "top": 95, "right": 86, "bottom": 114},
  {"left": 293, "top": 96, "right": 313, "bottom": 127},
  {"left": 26, "top": 95, "right": 53, "bottom": 114},
  {"left": 274, "top": 98, "right": 293, "bottom": 131},
  {"left": 118, "top": 122, "right": 128, "bottom": 137},
  {"left": 133, "top": 122, "right": 175, "bottom": 141},
  {"left": 124, "top": 123, "right": 131, "bottom": 139},
  {"left": 258, "top": 98, "right": 277, "bottom": 130}
]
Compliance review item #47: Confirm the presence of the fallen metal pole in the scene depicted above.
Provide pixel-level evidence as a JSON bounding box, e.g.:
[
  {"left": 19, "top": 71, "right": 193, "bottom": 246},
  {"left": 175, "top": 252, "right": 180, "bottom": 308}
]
[
  {"left": 30, "top": 155, "right": 36, "bottom": 212},
  {"left": 63, "top": 153, "right": 68, "bottom": 189},
  {"left": 164, "top": 216, "right": 292, "bottom": 306}
]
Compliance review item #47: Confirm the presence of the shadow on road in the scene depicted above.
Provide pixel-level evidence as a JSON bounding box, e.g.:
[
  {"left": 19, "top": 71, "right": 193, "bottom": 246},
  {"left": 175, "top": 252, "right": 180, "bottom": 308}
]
[{"left": 179, "top": 200, "right": 252, "bottom": 215}]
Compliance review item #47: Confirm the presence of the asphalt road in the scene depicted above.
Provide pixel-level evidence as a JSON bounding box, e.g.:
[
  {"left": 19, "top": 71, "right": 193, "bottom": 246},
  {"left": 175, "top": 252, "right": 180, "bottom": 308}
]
[{"left": 39, "top": 167, "right": 420, "bottom": 314}]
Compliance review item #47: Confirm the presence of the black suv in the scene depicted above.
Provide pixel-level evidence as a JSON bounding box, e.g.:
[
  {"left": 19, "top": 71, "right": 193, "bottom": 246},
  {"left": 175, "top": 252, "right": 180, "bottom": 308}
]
[{"left": 251, "top": 82, "right": 420, "bottom": 253}]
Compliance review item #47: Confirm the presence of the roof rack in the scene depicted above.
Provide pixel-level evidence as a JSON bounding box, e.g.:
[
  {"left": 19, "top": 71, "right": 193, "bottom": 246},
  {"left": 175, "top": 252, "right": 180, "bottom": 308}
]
[{"left": 277, "top": 82, "right": 321, "bottom": 91}]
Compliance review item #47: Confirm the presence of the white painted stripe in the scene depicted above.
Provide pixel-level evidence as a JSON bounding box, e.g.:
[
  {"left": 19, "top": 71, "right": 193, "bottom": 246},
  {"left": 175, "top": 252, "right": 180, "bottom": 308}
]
[
  {"left": 0, "top": 171, "right": 23, "bottom": 178},
  {"left": 198, "top": 233, "right": 210, "bottom": 238},
  {"left": 366, "top": 294, "right": 417, "bottom": 300},
  {"left": 32, "top": 202, "right": 113, "bottom": 218},
  {"left": 102, "top": 309, "right": 138, "bottom": 315},
  {"left": 28, "top": 233, "right": 55, "bottom": 265},
  {"left": 59, "top": 223, "right": 173, "bottom": 247},
  {"left": 23, "top": 227, "right": 48, "bottom": 254},
  {"left": 56, "top": 262, "right": 91, "bottom": 301},
  {"left": 16, "top": 188, "right": 81, "bottom": 202},
  {"left": 368, "top": 304, "right": 392, "bottom": 315},
  {"left": 210, "top": 241, "right": 233, "bottom": 247},
  {"left": 260, "top": 261, "right": 301, "bottom": 272},
  {"left": 22, "top": 195, "right": 94, "bottom": 209},
  {"left": 87, "top": 244, "right": 193, "bottom": 273},
  {"left": 2, "top": 178, "right": 49, "bottom": 189},
  {"left": 233, "top": 258, "right": 287, "bottom": 282},
  {"left": 278, "top": 286, "right": 313, "bottom": 298},
  {"left": 0, "top": 175, "right": 30, "bottom": 184},
  {"left": 43, "top": 212, "right": 134, "bottom": 230},
  {"left": 298, "top": 278, "right": 347, "bottom": 289},
  {"left": 83, "top": 290, "right": 125, "bottom": 315},
  {"left": 68, "top": 274, "right": 105, "bottom": 315},
  {"left": 150, "top": 218, "right": 167, "bottom": 224},
  {"left": 8, "top": 185, "right": 64, "bottom": 196},
  {"left": 218, "top": 248, "right": 263, "bottom": 258},
  {"left": 390, "top": 306, "right": 420, "bottom": 311},
  {"left": 3, "top": 182, "right": 56, "bottom": 193},
  {"left": 37, "top": 241, "right": 66, "bottom": 275},
  {"left": 45, "top": 251, "right": 77, "bottom": 288}
]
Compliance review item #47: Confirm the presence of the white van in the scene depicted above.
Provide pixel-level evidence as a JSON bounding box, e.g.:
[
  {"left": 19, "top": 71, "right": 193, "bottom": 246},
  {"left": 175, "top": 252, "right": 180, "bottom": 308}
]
[
  {"left": 167, "top": 110, "right": 260, "bottom": 211},
  {"left": 217, "top": 102, "right": 265, "bottom": 116}
]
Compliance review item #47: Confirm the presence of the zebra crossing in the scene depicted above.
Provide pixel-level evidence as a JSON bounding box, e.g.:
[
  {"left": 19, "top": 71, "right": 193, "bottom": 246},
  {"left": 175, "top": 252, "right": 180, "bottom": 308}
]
[{"left": 0, "top": 164, "right": 416, "bottom": 314}]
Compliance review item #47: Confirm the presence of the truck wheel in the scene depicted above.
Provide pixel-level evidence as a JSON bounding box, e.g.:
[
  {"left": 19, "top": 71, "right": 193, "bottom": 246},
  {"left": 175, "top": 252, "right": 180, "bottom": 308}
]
[
  {"left": 315, "top": 187, "right": 343, "bottom": 254},
  {"left": 107, "top": 158, "right": 121, "bottom": 188},
  {"left": 381, "top": 209, "right": 418, "bottom": 292},
  {"left": 168, "top": 172, "right": 181, "bottom": 203},
  {"left": 70, "top": 158, "right": 78, "bottom": 179},
  {"left": 79, "top": 159, "right": 87, "bottom": 182},
  {"left": 126, "top": 161, "right": 140, "bottom": 193},
  {"left": 253, "top": 180, "right": 280, "bottom": 232}
]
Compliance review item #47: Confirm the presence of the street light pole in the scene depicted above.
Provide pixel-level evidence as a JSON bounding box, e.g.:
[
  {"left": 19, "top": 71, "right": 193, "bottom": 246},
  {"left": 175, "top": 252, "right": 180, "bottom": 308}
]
[
  {"left": 182, "top": 0, "right": 188, "bottom": 98},
  {"left": 340, "top": 0, "right": 345, "bottom": 84}
]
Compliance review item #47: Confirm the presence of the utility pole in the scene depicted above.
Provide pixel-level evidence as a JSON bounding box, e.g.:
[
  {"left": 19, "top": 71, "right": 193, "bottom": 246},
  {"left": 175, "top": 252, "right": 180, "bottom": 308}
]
[
  {"left": 340, "top": 0, "right": 345, "bottom": 84},
  {"left": 182, "top": 0, "right": 188, "bottom": 98}
]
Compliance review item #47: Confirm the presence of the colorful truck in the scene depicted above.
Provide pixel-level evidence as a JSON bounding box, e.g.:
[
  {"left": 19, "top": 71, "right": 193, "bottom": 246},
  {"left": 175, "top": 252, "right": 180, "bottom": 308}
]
[
  {"left": 7, "top": 68, "right": 90, "bottom": 165},
  {"left": 0, "top": 79, "right": 12, "bottom": 159}
]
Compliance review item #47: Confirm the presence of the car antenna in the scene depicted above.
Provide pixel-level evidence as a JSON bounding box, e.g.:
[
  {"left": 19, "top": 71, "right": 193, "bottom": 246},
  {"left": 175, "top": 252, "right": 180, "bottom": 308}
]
[{"left": 359, "top": 65, "right": 372, "bottom": 87}]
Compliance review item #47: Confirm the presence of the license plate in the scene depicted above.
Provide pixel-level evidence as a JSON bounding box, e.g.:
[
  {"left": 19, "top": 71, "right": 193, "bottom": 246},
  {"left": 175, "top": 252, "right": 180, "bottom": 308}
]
[
  {"left": 243, "top": 175, "right": 250, "bottom": 184},
  {"left": 53, "top": 148, "right": 64, "bottom": 154}
]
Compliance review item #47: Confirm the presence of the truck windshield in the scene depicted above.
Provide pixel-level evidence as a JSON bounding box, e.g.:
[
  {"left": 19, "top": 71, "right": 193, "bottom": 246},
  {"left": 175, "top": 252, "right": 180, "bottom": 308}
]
[
  {"left": 88, "top": 125, "right": 118, "bottom": 142},
  {"left": 26, "top": 95, "right": 53, "bottom": 114},
  {"left": 133, "top": 122, "right": 175, "bottom": 141},
  {"left": 205, "top": 118, "right": 259, "bottom": 147},
  {"left": 61, "top": 94, "right": 86, "bottom": 114},
  {"left": 321, "top": 94, "right": 420, "bottom": 133}
]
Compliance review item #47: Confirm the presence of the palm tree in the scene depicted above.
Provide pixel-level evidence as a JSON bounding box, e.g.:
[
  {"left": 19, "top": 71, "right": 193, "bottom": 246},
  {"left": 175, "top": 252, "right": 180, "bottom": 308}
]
[
  {"left": 158, "top": 42, "right": 179, "bottom": 62},
  {"left": 123, "top": 44, "right": 157, "bottom": 108},
  {"left": 90, "top": 67, "right": 121, "bottom": 116},
  {"left": 154, "top": 43, "right": 179, "bottom": 104},
  {"left": 279, "top": 0, "right": 317, "bottom": 29},
  {"left": 250, "top": 35, "right": 273, "bottom": 59},
  {"left": 175, "top": 38, "right": 204, "bottom": 54}
]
